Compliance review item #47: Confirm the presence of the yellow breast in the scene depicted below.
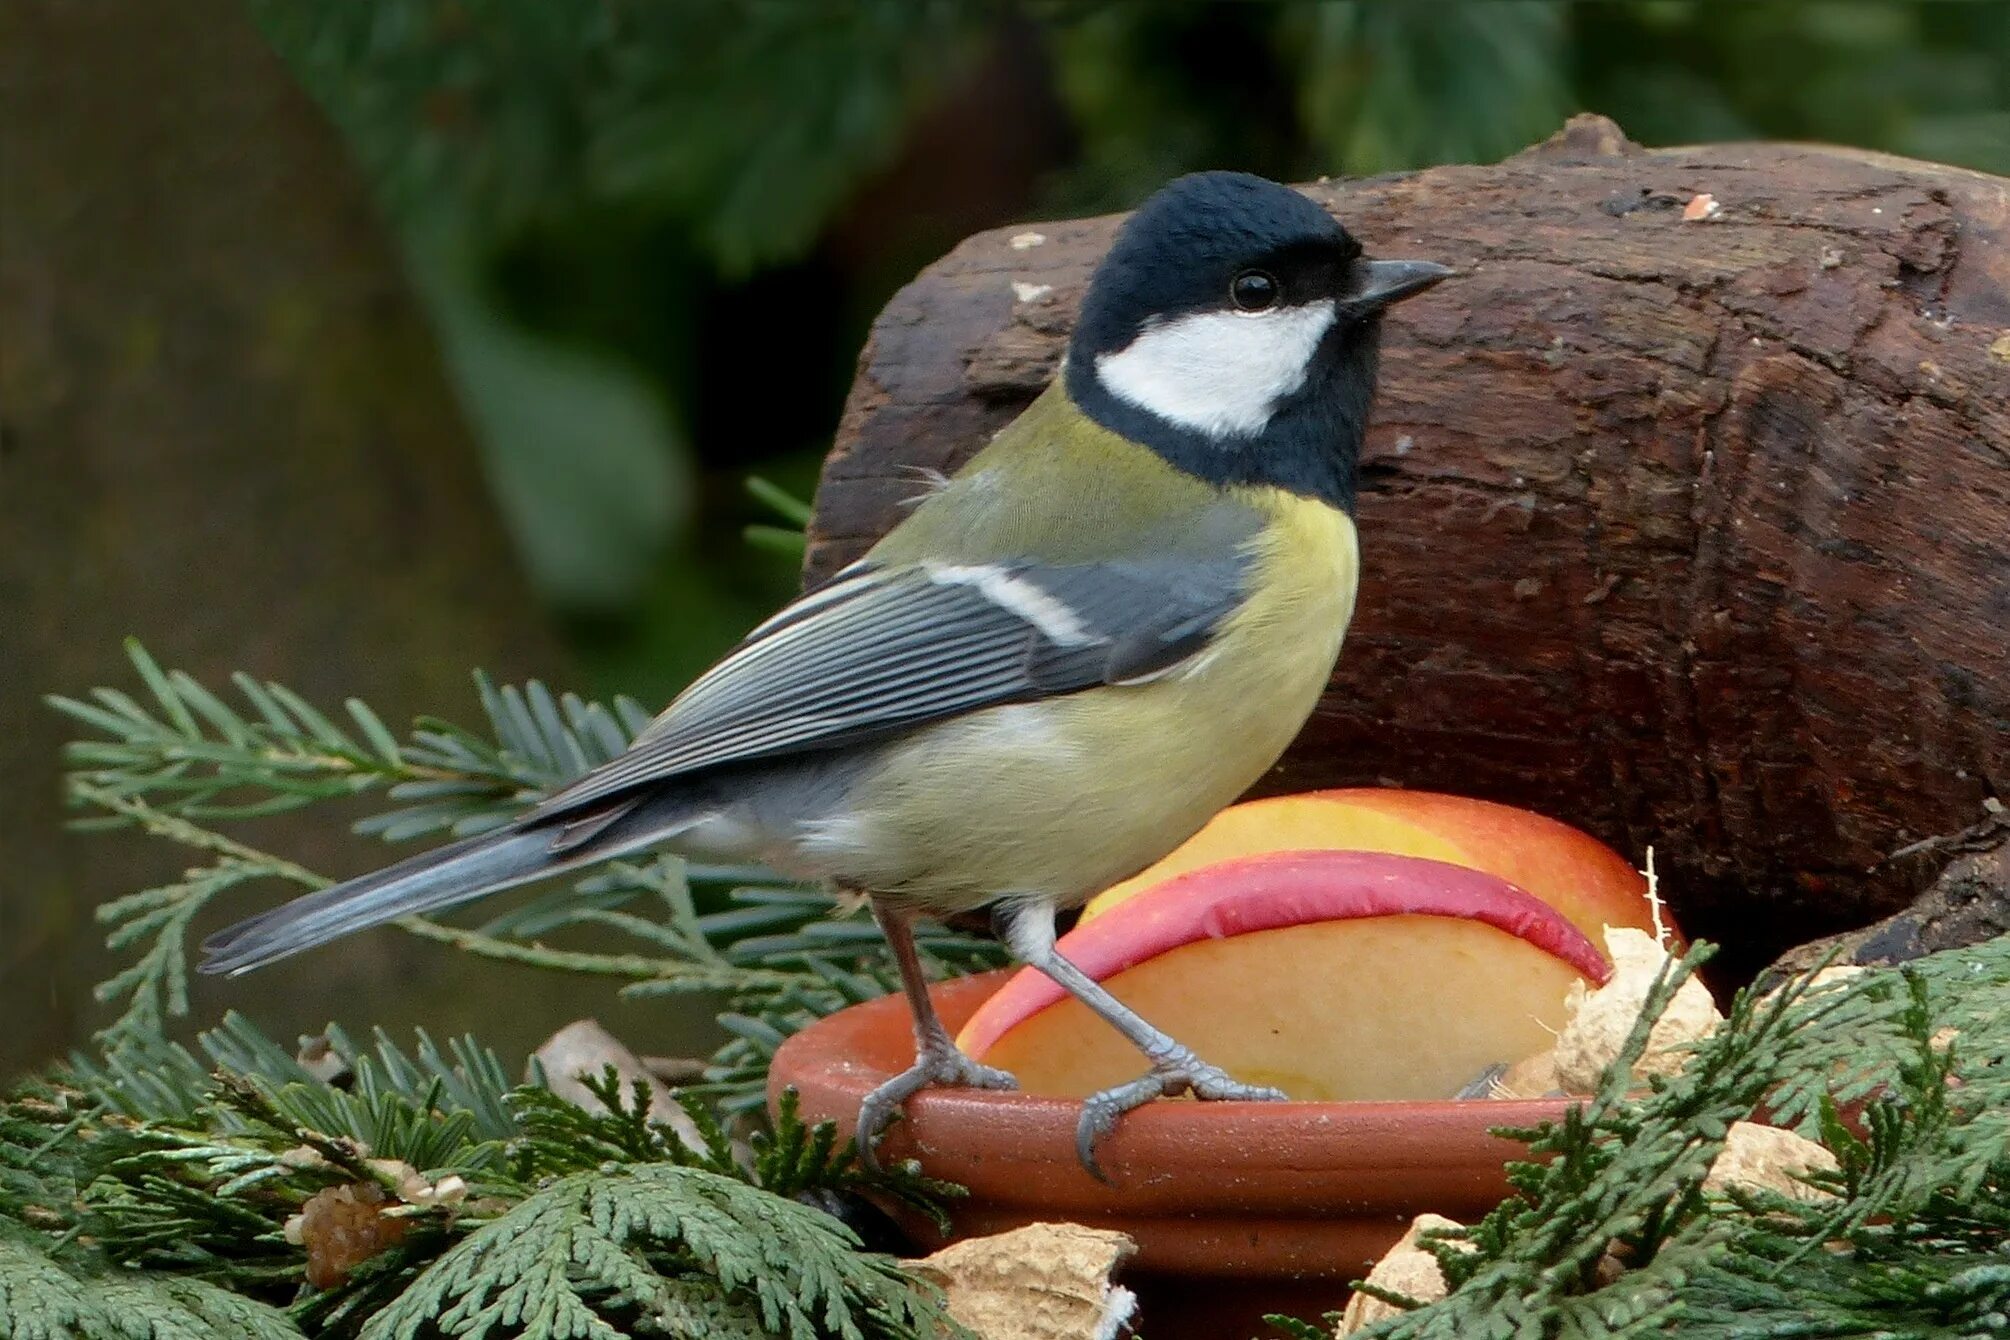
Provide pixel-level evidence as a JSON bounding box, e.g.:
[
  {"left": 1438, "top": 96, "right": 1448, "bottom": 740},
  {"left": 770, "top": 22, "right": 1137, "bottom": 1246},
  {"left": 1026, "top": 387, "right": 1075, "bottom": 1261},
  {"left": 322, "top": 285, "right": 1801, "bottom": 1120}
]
[
  {"left": 1210, "top": 486, "right": 1360, "bottom": 677},
  {"left": 847, "top": 490, "right": 1359, "bottom": 911}
]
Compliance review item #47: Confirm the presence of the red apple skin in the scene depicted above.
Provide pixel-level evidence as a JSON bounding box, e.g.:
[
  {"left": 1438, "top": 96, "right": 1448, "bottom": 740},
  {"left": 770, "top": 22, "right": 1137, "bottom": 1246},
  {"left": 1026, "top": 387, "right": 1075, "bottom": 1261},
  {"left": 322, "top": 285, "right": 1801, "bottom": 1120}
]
[
  {"left": 1317, "top": 789, "right": 1662, "bottom": 945},
  {"left": 1082, "top": 789, "right": 1667, "bottom": 952},
  {"left": 957, "top": 849, "right": 1612, "bottom": 1062}
]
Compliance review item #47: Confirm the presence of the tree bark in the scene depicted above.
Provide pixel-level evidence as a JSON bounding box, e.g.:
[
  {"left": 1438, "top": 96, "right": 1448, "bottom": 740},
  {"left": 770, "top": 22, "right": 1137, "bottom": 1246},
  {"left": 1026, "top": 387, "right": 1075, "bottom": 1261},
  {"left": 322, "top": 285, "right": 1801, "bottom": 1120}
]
[
  {"left": 806, "top": 116, "right": 2010, "bottom": 979},
  {"left": 1761, "top": 824, "right": 2008, "bottom": 987}
]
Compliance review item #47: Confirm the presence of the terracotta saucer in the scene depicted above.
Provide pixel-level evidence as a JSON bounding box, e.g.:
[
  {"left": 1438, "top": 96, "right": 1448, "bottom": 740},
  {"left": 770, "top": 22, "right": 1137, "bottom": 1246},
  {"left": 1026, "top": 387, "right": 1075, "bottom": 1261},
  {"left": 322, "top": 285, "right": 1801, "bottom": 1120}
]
[{"left": 770, "top": 970, "right": 1574, "bottom": 1336}]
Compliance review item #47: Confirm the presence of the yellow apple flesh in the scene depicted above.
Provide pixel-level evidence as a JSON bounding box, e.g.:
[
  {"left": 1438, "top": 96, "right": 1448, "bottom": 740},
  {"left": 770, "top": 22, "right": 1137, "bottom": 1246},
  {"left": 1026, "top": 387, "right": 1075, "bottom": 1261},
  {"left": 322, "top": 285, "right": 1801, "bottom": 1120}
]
[
  {"left": 1082, "top": 789, "right": 1665, "bottom": 951},
  {"left": 958, "top": 850, "right": 1611, "bottom": 1102}
]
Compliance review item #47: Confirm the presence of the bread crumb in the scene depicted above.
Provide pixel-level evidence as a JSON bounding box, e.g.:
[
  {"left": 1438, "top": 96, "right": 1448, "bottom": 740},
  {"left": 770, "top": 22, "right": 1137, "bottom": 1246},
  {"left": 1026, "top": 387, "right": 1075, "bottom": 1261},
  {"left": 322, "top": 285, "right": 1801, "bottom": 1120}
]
[
  {"left": 1553, "top": 927, "right": 1722, "bottom": 1092},
  {"left": 909, "top": 1222, "right": 1136, "bottom": 1340},
  {"left": 1704, "top": 1121, "right": 1838, "bottom": 1201},
  {"left": 1337, "top": 1214, "right": 1469, "bottom": 1334}
]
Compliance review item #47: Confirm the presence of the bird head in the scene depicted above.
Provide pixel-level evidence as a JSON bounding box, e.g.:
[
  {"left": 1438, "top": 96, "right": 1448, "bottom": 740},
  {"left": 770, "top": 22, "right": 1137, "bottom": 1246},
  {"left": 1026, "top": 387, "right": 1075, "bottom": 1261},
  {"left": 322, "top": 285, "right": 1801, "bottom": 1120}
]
[{"left": 1064, "top": 171, "right": 1449, "bottom": 510}]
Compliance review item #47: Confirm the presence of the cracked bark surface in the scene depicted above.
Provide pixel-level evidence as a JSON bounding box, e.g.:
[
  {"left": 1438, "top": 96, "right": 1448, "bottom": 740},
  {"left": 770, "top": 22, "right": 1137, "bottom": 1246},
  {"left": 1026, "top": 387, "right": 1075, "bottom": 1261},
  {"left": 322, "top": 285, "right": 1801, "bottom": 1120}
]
[
  {"left": 1762, "top": 831, "right": 2009, "bottom": 988},
  {"left": 805, "top": 117, "right": 2010, "bottom": 978}
]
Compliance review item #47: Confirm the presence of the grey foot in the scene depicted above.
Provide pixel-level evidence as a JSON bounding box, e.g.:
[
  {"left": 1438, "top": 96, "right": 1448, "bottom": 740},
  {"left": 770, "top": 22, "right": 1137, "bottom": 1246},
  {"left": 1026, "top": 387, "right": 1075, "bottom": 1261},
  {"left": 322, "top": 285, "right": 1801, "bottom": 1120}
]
[
  {"left": 1453, "top": 1062, "right": 1509, "bottom": 1100},
  {"left": 1076, "top": 1052, "right": 1286, "bottom": 1180},
  {"left": 856, "top": 1045, "right": 1017, "bottom": 1168}
]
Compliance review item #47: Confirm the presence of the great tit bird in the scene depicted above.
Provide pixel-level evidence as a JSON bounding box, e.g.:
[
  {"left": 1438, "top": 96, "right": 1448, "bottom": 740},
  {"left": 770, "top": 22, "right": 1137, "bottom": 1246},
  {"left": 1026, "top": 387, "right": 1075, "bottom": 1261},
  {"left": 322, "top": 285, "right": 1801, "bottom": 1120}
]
[{"left": 200, "top": 171, "right": 1449, "bottom": 1176}]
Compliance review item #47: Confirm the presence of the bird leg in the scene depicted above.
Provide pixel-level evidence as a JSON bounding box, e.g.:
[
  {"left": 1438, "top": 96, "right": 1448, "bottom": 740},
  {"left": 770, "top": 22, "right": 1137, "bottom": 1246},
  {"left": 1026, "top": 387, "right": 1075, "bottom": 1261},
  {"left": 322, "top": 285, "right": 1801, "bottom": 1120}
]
[
  {"left": 855, "top": 895, "right": 1017, "bottom": 1168},
  {"left": 994, "top": 900, "right": 1286, "bottom": 1180}
]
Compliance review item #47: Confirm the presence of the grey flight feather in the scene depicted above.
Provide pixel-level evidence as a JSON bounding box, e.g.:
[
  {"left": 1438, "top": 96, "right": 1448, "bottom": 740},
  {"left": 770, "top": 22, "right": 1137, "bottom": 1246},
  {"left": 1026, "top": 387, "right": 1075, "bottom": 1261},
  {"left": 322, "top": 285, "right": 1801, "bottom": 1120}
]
[
  {"left": 199, "top": 550, "right": 1247, "bottom": 974},
  {"left": 201, "top": 828, "right": 556, "bottom": 975},
  {"left": 200, "top": 792, "right": 710, "bottom": 974},
  {"left": 530, "top": 553, "right": 1250, "bottom": 817}
]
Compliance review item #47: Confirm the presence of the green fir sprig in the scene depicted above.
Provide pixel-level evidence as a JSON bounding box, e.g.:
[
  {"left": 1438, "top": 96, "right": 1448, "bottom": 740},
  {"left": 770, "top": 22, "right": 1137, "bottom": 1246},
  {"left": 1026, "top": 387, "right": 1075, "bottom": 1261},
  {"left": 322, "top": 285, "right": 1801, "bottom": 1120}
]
[
  {"left": 4, "top": 1018, "right": 963, "bottom": 1340},
  {"left": 47, "top": 638, "right": 654, "bottom": 837},
  {"left": 57, "top": 640, "right": 1006, "bottom": 1108}
]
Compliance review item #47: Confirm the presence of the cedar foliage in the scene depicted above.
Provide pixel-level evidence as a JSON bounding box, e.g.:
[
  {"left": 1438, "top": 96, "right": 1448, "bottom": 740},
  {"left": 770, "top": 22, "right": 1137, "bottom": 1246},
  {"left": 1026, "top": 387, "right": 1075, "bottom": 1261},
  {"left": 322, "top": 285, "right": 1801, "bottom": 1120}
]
[
  {"left": 1270, "top": 939, "right": 2010, "bottom": 1339},
  {"left": 3, "top": 1021, "right": 962, "bottom": 1338},
  {"left": 5, "top": 642, "right": 979, "bottom": 1337},
  {"left": 10, "top": 642, "right": 2008, "bottom": 1338}
]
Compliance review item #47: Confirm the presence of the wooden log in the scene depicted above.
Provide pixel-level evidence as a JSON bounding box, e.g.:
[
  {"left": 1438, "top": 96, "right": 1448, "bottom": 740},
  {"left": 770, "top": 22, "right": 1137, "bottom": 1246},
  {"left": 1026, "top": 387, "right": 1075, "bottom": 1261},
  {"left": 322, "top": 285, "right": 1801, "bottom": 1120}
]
[
  {"left": 806, "top": 116, "right": 2010, "bottom": 979},
  {"left": 1761, "top": 823, "right": 2008, "bottom": 986}
]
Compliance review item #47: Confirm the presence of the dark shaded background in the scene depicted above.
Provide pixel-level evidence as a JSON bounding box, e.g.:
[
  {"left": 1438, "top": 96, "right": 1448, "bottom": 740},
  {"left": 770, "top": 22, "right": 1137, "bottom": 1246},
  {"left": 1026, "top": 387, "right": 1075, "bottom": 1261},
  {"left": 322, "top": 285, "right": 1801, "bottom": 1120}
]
[{"left": 5, "top": 0, "right": 2008, "bottom": 1076}]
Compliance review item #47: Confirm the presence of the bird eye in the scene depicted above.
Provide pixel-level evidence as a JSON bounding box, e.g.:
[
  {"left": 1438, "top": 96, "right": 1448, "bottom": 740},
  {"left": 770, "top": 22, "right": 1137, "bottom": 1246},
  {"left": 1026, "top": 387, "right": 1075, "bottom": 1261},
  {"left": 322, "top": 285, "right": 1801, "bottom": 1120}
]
[{"left": 1230, "top": 269, "right": 1279, "bottom": 312}]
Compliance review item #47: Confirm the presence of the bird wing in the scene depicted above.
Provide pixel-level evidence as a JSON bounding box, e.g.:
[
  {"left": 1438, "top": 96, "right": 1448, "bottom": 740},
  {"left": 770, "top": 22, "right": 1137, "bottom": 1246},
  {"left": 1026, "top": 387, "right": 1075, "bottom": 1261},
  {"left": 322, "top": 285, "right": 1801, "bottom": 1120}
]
[{"left": 530, "top": 553, "right": 1248, "bottom": 820}]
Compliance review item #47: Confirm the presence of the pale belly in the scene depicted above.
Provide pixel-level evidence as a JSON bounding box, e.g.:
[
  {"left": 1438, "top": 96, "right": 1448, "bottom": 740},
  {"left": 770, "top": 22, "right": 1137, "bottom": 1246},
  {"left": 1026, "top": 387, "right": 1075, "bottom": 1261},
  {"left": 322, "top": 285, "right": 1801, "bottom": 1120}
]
[
  {"left": 669, "top": 492, "right": 1361, "bottom": 911},
  {"left": 794, "top": 537, "right": 1356, "bottom": 911}
]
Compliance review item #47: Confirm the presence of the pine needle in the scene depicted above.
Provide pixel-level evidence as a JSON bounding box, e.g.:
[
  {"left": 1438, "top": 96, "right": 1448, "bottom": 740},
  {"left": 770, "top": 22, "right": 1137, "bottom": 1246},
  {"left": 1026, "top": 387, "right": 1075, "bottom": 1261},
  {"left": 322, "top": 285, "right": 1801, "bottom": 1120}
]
[{"left": 57, "top": 642, "right": 1007, "bottom": 1108}]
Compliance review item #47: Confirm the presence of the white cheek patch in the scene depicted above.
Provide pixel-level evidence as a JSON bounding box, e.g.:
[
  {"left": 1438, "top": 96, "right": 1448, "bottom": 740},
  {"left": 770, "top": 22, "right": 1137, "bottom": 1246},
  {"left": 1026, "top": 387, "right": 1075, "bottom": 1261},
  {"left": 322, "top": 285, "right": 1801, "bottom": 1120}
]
[{"left": 1092, "top": 300, "right": 1338, "bottom": 439}]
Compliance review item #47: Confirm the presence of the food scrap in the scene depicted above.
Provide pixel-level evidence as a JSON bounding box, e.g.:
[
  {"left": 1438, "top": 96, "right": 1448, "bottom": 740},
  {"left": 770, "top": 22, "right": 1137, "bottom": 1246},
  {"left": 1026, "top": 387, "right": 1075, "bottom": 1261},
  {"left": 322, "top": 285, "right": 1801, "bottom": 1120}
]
[
  {"left": 287, "top": 1183, "right": 408, "bottom": 1289},
  {"left": 1703, "top": 1120, "right": 1839, "bottom": 1202},
  {"left": 908, "top": 1222, "right": 1137, "bottom": 1340},
  {"left": 1336, "top": 1213, "right": 1470, "bottom": 1335},
  {"left": 1551, "top": 926, "right": 1724, "bottom": 1093}
]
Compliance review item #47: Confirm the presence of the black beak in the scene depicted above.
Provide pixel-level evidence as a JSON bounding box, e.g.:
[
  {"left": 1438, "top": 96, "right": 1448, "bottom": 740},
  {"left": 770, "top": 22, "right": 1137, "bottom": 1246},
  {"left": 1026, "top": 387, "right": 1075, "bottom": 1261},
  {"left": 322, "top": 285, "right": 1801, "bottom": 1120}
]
[{"left": 1350, "top": 258, "right": 1454, "bottom": 312}]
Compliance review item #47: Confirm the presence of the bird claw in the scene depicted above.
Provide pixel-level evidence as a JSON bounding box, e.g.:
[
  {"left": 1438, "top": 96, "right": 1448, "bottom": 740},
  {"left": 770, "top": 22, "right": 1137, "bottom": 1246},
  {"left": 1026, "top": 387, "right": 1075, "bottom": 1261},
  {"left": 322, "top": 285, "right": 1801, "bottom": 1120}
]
[
  {"left": 1075, "top": 1054, "right": 1286, "bottom": 1181},
  {"left": 856, "top": 1045, "right": 1017, "bottom": 1169},
  {"left": 1452, "top": 1062, "right": 1509, "bottom": 1100}
]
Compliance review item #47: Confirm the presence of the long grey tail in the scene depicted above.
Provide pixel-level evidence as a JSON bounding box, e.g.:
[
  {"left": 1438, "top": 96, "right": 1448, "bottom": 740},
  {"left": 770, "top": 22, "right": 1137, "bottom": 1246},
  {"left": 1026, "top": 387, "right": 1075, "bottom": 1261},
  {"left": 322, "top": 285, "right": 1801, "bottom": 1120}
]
[{"left": 198, "top": 796, "right": 701, "bottom": 976}]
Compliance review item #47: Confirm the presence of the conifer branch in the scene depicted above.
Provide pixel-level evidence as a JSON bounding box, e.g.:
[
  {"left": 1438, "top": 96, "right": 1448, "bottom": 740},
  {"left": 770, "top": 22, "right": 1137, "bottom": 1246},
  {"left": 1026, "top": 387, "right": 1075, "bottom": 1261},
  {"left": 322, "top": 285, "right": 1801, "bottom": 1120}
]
[
  {"left": 50, "top": 639, "right": 655, "bottom": 841},
  {"left": 6, "top": 1017, "right": 963, "bottom": 1340},
  {"left": 1271, "top": 933, "right": 2010, "bottom": 1338},
  {"left": 357, "top": 1162, "right": 952, "bottom": 1340},
  {"left": 60, "top": 643, "right": 1005, "bottom": 1092}
]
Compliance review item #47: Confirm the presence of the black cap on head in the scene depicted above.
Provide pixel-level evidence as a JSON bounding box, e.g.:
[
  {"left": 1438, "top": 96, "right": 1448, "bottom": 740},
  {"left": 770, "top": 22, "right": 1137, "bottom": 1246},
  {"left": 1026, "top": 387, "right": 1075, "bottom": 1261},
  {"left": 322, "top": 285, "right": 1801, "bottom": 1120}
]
[
  {"left": 1070, "top": 171, "right": 1356, "bottom": 360},
  {"left": 1062, "top": 170, "right": 1449, "bottom": 513}
]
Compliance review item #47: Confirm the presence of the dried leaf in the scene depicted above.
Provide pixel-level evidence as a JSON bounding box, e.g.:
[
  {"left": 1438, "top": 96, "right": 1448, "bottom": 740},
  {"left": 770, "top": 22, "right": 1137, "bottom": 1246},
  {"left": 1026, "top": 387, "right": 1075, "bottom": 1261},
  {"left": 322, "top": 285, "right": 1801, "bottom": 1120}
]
[
  {"left": 534, "top": 1018, "right": 707, "bottom": 1153},
  {"left": 296, "top": 1182, "right": 408, "bottom": 1288}
]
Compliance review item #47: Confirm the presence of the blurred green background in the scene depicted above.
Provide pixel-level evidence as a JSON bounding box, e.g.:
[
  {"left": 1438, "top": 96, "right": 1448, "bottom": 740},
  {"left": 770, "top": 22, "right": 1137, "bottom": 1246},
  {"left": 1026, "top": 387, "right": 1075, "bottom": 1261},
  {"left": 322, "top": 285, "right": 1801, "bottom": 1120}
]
[
  {"left": 248, "top": 0, "right": 2010, "bottom": 702},
  {"left": 5, "top": 0, "right": 2008, "bottom": 1074}
]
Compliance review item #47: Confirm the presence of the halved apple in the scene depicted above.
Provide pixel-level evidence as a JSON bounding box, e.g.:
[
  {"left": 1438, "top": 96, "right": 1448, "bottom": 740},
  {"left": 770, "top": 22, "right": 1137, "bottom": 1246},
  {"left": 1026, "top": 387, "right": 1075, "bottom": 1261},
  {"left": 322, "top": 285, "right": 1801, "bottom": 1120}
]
[
  {"left": 1082, "top": 788, "right": 1665, "bottom": 950},
  {"left": 958, "top": 850, "right": 1612, "bottom": 1102}
]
